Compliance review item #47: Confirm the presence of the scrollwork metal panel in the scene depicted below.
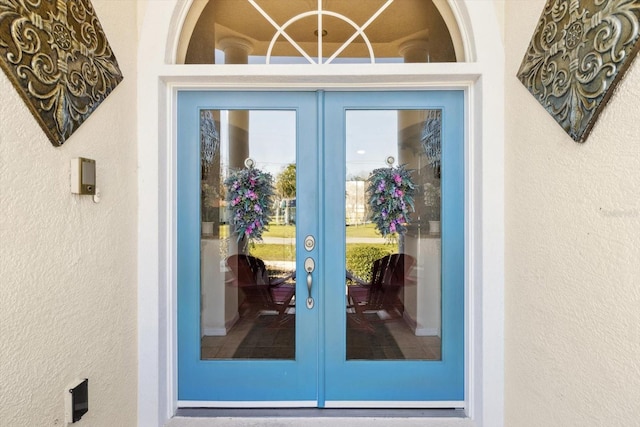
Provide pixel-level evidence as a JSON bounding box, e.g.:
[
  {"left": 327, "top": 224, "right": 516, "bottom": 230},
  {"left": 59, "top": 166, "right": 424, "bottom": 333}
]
[
  {"left": 0, "top": 0, "right": 123, "bottom": 146},
  {"left": 517, "top": 0, "right": 640, "bottom": 142}
]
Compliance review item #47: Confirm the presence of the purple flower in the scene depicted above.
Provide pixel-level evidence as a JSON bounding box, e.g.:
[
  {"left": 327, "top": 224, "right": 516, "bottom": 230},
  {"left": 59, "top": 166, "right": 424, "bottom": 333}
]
[
  {"left": 225, "top": 166, "right": 274, "bottom": 241},
  {"left": 366, "top": 165, "right": 415, "bottom": 236}
]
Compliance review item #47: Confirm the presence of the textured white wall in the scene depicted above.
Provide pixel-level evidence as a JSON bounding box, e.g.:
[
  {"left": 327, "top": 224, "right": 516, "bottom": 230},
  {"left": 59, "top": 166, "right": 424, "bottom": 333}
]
[
  {"left": 0, "top": 1, "right": 138, "bottom": 426},
  {"left": 505, "top": 1, "right": 640, "bottom": 426}
]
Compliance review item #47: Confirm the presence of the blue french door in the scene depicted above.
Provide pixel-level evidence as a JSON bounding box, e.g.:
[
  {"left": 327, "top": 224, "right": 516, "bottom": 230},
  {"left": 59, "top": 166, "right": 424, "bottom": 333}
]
[{"left": 177, "top": 90, "right": 464, "bottom": 406}]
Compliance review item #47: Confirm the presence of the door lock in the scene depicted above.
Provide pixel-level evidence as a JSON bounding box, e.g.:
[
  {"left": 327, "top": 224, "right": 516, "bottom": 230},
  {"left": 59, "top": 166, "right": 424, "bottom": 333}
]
[{"left": 304, "top": 235, "right": 315, "bottom": 251}]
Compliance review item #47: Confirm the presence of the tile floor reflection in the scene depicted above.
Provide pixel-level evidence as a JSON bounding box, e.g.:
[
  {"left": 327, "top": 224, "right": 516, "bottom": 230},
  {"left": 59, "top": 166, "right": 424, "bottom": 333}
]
[{"left": 201, "top": 314, "right": 441, "bottom": 361}]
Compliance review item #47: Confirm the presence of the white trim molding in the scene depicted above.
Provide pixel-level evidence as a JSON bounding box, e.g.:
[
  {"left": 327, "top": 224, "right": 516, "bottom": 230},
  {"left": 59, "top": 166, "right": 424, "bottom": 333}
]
[
  {"left": 137, "top": 2, "right": 504, "bottom": 427},
  {"left": 324, "top": 401, "right": 465, "bottom": 409},
  {"left": 179, "top": 401, "right": 317, "bottom": 408}
]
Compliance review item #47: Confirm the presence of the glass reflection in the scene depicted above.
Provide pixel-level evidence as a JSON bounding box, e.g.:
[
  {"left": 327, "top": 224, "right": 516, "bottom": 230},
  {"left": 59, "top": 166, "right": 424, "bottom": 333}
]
[
  {"left": 187, "top": 0, "right": 457, "bottom": 64},
  {"left": 345, "top": 109, "right": 442, "bottom": 361},
  {"left": 200, "top": 109, "right": 297, "bottom": 360}
]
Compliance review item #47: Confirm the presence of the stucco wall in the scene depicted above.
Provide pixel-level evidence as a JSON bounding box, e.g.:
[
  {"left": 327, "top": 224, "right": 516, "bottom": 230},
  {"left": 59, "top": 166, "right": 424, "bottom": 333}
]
[
  {"left": 505, "top": 1, "right": 640, "bottom": 426},
  {"left": 0, "top": 1, "right": 138, "bottom": 426}
]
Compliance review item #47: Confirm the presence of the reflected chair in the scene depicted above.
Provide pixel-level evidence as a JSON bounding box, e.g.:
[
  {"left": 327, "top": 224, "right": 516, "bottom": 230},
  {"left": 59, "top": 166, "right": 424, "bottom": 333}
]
[
  {"left": 226, "top": 254, "right": 296, "bottom": 323},
  {"left": 347, "top": 253, "right": 416, "bottom": 328}
]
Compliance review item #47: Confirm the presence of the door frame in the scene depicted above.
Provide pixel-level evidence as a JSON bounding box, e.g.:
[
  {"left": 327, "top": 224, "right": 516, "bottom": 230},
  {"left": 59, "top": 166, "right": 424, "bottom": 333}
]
[
  {"left": 143, "top": 67, "right": 503, "bottom": 424},
  {"left": 162, "top": 73, "right": 476, "bottom": 410},
  {"left": 139, "top": 3, "right": 505, "bottom": 427}
]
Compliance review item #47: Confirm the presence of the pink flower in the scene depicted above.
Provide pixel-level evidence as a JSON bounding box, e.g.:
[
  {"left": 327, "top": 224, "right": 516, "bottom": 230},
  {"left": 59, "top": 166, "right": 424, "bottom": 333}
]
[
  {"left": 389, "top": 221, "right": 397, "bottom": 233},
  {"left": 393, "top": 174, "right": 402, "bottom": 184},
  {"left": 254, "top": 204, "right": 262, "bottom": 213}
]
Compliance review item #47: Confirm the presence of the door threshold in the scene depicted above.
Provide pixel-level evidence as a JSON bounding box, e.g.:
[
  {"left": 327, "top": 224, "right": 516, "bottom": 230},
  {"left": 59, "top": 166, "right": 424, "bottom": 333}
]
[{"left": 176, "top": 408, "right": 466, "bottom": 418}]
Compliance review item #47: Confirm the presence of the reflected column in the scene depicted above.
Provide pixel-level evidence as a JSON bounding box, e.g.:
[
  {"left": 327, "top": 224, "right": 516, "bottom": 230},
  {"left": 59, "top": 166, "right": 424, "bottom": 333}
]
[
  {"left": 397, "top": 40, "right": 442, "bottom": 338},
  {"left": 396, "top": 105, "right": 424, "bottom": 331},
  {"left": 221, "top": 37, "right": 253, "bottom": 254},
  {"left": 222, "top": 37, "right": 253, "bottom": 331},
  {"left": 398, "top": 39, "right": 431, "bottom": 252},
  {"left": 398, "top": 38, "right": 432, "bottom": 235},
  {"left": 194, "top": 5, "right": 223, "bottom": 340},
  {"left": 201, "top": 37, "right": 254, "bottom": 342}
]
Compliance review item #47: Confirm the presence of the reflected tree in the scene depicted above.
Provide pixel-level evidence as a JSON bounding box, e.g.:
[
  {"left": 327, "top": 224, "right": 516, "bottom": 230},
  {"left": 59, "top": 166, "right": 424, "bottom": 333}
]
[{"left": 276, "top": 164, "right": 296, "bottom": 199}]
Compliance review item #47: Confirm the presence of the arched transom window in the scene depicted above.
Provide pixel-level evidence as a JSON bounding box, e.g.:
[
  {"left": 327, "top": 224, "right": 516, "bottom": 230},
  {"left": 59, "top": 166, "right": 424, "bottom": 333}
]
[{"left": 181, "top": 0, "right": 458, "bottom": 64}]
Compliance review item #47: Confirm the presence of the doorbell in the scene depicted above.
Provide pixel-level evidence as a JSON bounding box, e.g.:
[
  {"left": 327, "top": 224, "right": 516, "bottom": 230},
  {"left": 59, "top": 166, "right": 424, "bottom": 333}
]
[{"left": 71, "top": 157, "right": 96, "bottom": 195}]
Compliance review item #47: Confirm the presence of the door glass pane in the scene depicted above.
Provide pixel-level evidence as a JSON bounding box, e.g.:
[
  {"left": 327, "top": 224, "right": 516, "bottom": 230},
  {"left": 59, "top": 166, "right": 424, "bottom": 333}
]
[
  {"left": 200, "top": 109, "right": 297, "bottom": 360},
  {"left": 186, "top": 0, "right": 457, "bottom": 64},
  {"left": 345, "top": 109, "right": 442, "bottom": 361}
]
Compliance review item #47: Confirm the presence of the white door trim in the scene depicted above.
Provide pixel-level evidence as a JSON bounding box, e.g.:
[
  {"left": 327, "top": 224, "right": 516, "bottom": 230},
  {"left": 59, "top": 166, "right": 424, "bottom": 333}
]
[{"left": 138, "top": 3, "right": 504, "bottom": 427}]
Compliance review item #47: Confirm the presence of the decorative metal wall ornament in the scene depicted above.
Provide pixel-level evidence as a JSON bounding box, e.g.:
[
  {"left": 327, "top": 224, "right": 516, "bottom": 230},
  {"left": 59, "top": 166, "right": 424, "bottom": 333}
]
[
  {"left": 517, "top": 0, "right": 640, "bottom": 142},
  {"left": 199, "top": 110, "right": 219, "bottom": 178},
  {"left": 0, "top": 0, "right": 123, "bottom": 146},
  {"left": 420, "top": 109, "right": 442, "bottom": 178}
]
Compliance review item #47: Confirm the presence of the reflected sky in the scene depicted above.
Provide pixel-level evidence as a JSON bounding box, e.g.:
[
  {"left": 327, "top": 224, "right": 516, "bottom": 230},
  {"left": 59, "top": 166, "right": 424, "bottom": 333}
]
[{"left": 220, "top": 109, "right": 398, "bottom": 177}]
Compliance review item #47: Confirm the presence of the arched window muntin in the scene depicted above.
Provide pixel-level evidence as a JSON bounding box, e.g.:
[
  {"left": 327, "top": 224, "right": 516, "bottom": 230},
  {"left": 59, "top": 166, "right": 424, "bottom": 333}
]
[{"left": 251, "top": 0, "right": 393, "bottom": 65}]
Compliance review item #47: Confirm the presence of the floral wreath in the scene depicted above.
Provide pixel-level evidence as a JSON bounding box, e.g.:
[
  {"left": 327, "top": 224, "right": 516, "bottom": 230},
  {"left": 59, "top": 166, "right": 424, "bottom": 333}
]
[
  {"left": 224, "top": 163, "right": 274, "bottom": 242},
  {"left": 367, "top": 163, "right": 415, "bottom": 238}
]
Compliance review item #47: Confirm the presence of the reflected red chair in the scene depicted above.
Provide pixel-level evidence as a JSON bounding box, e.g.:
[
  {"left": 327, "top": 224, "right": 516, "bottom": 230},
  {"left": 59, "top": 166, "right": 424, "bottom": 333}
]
[
  {"left": 347, "top": 253, "right": 415, "bottom": 328},
  {"left": 226, "top": 254, "right": 296, "bottom": 322}
]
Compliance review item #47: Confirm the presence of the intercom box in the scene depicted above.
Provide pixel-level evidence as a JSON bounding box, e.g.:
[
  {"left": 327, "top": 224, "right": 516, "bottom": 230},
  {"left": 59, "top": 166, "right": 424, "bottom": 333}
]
[{"left": 71, "top": 158, "right": 96, "bottom": 195}]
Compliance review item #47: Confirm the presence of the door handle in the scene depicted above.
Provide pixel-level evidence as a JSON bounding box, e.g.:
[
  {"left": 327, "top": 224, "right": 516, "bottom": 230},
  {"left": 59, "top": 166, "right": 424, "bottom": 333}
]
[{"left": 304, "top": 257, "right": 315, "bottom": 309}]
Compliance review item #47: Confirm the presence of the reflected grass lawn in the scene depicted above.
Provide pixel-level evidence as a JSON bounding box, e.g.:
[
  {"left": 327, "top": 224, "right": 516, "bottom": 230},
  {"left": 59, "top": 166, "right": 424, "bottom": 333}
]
[
  {"left": 249, "top": 243, "right": 295, "bottom": 261},
  {"left": 250, "top": 243, "right": 394, "bottom": 262},
  {"left": 344, "top": 223, "right": 380, "bottom": 238},
  {"left": 251, "top": 223, "right": 390, "bottom": 261},
  {"left": 261, "top": 224, "right": 297, "bottom": 238},
  {"left": 261, "top": 223, "right": 380, "bottom": 239}
]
